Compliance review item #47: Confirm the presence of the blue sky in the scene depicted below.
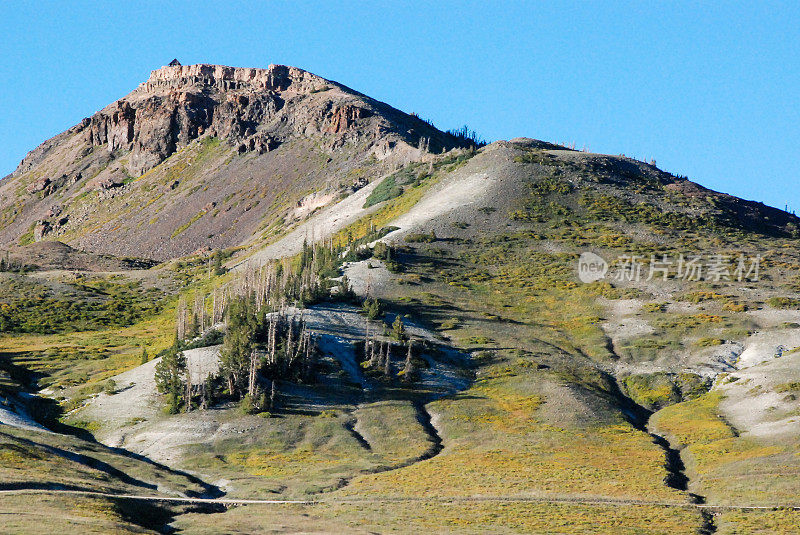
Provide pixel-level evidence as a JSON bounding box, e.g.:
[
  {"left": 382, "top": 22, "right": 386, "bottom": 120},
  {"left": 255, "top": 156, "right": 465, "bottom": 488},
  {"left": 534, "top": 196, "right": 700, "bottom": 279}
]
[{"left": 2, "top": 1, "right": 798, "bottom": 210}]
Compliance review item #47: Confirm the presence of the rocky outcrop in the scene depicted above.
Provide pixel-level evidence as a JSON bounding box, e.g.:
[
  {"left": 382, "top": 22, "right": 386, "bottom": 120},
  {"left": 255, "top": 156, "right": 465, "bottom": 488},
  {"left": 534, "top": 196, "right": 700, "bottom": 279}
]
[
  {"left": 26, "top": 177, "right": 51, "bottom": 194},
  {"left": 68, "top": 63, "right": 464, "bottom": 178},
  {"left": 236, "top": 132, "right": 280, "bottom": 154},
  {"left": 11, "top": 62, "right": 467, "bottom": 185},
  {"left": 86, "top": 101, "right": 136, "bottom": 151},
  {"left": 33, "top": 220, "right": 51, "bottom": 241},
  {"left": 26, "top": 173, "right": 80, "bottom": 197},
  {"left": 141, "top": 64, "right": 311, "bottom": 93},
  {"left": 326, "top": 104, "right": 372, "bottom": 134},
  {"left": 79, "top": 65, "right": 312, "bottom": 175},
  {"left": 0, "top": 62, "right": 471, "bottom": 260},
  {"left": 33, "top": 214, "right": 69, "bottom": 242}
]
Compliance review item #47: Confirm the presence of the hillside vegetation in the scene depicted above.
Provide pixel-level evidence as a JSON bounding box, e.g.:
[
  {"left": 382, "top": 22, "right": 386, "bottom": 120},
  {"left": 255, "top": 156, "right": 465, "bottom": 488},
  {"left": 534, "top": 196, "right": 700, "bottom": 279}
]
[{"left": 2, "top": 65, "right": 800, "bottom": 534}]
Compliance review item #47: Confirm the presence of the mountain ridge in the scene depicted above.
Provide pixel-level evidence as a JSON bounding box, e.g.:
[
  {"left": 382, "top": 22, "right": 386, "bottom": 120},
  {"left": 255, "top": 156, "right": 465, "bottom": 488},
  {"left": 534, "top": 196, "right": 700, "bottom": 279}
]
[
  {"left": 0, "top": 62, "right": 472, "bottom": 260},
  {"left": 2, "top": 62, "right": 797, "bottom": 264},
  {"left": 4, "top": 62, "right": 800, "bottom": 534},
  {"left": 8, "top": 62, "right": 461, "bottom": 179}
]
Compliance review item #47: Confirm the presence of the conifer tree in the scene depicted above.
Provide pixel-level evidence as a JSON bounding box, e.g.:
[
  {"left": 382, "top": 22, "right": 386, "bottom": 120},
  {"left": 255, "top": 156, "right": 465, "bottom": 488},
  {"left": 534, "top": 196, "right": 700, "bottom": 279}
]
[
  {"left": 392, "top": 316, "right": 407, "bottom": 342},
  {"left": 154, "top": 344, "right": 186, "bottom": 414}
]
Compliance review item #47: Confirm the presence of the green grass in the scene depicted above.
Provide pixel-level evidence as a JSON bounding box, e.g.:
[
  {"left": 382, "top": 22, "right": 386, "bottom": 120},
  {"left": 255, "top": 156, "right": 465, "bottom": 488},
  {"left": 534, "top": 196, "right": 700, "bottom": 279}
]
[
  {"left": 170, "top": 210, "right": 207, "bottom": 238},
  {"left": 172, "top": 500, "right": 711, "bottom": 534},
  {"left": 622, "top": 373, "right": 710, "bottom": 411},
  {"left": 652, "top": 391, "right": 734, "bottom": 446},
  {"left": 695, "top": 337, "right": 724, "bottom": 347},
  {"left": 353, "top": 400, "right": 432, "bottom": 464},
  {"left": 0, "top": 494, "right": 167, "bottom": 534},
  {"left": 17, "top": 222, "right": 36, "bottom": 246},
  {"left": 0, "top": 291, "right": 178, "bottom": 389},
  {"left": 0, "top": 426, "right": 205, "bottom": 496},
  {"left": 652, "top": 391, "right": 800, "bottom": 506},
  {"left": 320, "top": 501, "right": 705, "bottom": 535},
  {"left": 404, "top": 231, "right": 437, "bottom": 243},
  {"left": 623, "top": 373, "right": 680, "bottom": 410},
  {"left": 775, "top": 382, "right": 800, "bottom": 393},
  {"left": 717, "top": 509, "right": 800, "bottom": 534},
  {"left": 768, "top": 296, "right": 800, "bottom": 309},
  {"left": 618, "top": 310, "right": 754, "bottom": 362},
  {"left": 339, "top": 369, "right": 684, "bottom": 503},
  {"left": 178, "top": 404, "right": 429, "bottom": 498},
  {"left": 363, "top": 174, "right": 404, "bottom": 208},
  {"left": 0, "top": 274, "right": 167, "bottom": 334}
]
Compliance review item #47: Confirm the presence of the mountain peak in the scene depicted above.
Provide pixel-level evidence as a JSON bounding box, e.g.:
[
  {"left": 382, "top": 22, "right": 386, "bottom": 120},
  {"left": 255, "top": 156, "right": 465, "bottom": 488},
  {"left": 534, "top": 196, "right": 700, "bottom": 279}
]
[
  {"left": 0, "top": 62, "right": 467, "bottom": 259},
  {"left": 139, "top": 63, "right": 326, "bottom": 95}
]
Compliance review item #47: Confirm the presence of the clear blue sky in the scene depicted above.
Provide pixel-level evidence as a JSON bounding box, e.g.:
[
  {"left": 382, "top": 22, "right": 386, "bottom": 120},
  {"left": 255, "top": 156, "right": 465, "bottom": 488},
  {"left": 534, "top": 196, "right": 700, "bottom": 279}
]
[{"left": 2, "top": 1, "right": 798, "bottom": 210}]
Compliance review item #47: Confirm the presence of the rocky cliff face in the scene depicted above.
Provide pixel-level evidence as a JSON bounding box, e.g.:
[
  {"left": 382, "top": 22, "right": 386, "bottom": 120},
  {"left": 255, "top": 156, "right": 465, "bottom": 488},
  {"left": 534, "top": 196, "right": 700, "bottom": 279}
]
[
  {"left": 15, "top": 63, "right": 453, "bottom": 180},
  {"left": 0, "top": 63, "right": 466, "bottom": 259}
]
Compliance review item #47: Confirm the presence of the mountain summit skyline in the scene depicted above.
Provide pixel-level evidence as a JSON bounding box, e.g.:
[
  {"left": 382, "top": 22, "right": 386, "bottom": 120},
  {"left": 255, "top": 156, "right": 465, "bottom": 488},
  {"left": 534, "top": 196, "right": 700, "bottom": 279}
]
[
  {"left": 3, "top": 61, "right": 796, "bottom": 263},
  {"left": 0, "top": 62, "right": 475, "bottom": 260},
  {"left": 2, "top": 6, "right": 800, "bottom": 532}
]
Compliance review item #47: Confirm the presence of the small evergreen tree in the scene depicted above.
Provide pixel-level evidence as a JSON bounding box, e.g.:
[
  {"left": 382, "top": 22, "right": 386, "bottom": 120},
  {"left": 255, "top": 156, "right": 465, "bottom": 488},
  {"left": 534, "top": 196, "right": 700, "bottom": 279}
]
[
  {"left": 220, "top": 296, "right": 257, "bottom": 398},
  {"left": 213, "top": 250, "right": 225, "bottom": 276},
  {"left": 104, "top": 379, "right": 117, "bottom": 395},
  {"left": 392, "top": 316, "right": 407, "bottom": 342},
  {"left": 372, "top": 241, "right": 389, "bottom": 260},
  {"left": 363, "top": 297, "right": 382, "bottom": 320},
  {"left": 154, "top": 346, "right": 186, "bottom": 414},
  {"left": 337, "top": 275, "right": 355, "bottom": 301},
  {"left": 187, "top": 311, "right": 199, "bottom": 339}
]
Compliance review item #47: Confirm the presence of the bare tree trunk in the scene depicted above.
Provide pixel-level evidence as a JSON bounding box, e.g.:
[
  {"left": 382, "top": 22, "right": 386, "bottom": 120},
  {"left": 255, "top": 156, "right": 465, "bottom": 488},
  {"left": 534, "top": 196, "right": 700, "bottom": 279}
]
[
  {"left": 304, "top": 332, "right": 313, "bottom": 381},
  {"left": 403, "top": 340, "right": 414, "bottom": 380},
  {"left": 268, "top": 315, "right": 277, "bottom": 366},
  {"left": 212, "top": 290, "right": 218, "bottom": 325},
  {"left": 286, "top": 319, "right": 294, "bottom": 372},
  {"left": 369, "top": 337, "right": 379, "bottom": 368},
  {"left": 194, "top": 293, "right": 205, "bottom": 334},
  {"left": 248, "top": 348, "right": 258, "bottom": 397},
  {"left": 364, "top": 320, "right": 371, "bottom": 361},
  {"left": 185, "top": 365, "right": 192, "bottom": 413},
  {"left": 176, "top": 297, "right": 187, "bottom": 340}
]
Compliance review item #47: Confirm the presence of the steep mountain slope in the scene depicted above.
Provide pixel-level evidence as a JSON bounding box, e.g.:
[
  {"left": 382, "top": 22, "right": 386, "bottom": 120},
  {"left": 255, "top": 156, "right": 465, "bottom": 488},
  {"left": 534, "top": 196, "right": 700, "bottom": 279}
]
[
  {"left": 221, "top": 138, "right": 800, "bottom": 531},
  {"left": 324, "top": 140, "right": 800, "bottom": 531},
  {"left": 242, "top": 137, "right": 800, "bottom": 269},
  {"left": 0, "top": 62, "right": 465, "bottom": 260},
  {"left": 4, "top": 64, "right": 800, "bottom": 534}
]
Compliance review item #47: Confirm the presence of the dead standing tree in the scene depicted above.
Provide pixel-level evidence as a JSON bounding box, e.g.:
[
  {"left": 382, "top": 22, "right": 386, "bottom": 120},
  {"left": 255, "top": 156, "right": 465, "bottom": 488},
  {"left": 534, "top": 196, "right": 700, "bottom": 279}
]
[
  {"left": 194, "top": 293, "right": 206, "bottom": 334},
  {"left": 402, "top": 339, "right": 415, "bottom": 380},
  {"left": 247, "top": 347, "right": 259, "bottom": 398},
  {"left": 176, "top": 297, "right": 188, "bottom": 340},
  {"left": 383, "top": 342, "right": 392, "bottom": 377},
  {"left": 184, "top": 363, "right": 192, "bottom": 413}
]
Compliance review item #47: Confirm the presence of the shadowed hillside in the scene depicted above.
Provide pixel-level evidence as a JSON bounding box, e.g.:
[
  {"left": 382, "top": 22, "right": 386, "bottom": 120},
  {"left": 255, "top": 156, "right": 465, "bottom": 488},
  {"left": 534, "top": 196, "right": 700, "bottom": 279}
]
[
  {"left": 0, "top": 62, "right": 471, "bottom": 260},
  {"left": 2, "top": 63, "right": 800, "bottom": 534}
]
